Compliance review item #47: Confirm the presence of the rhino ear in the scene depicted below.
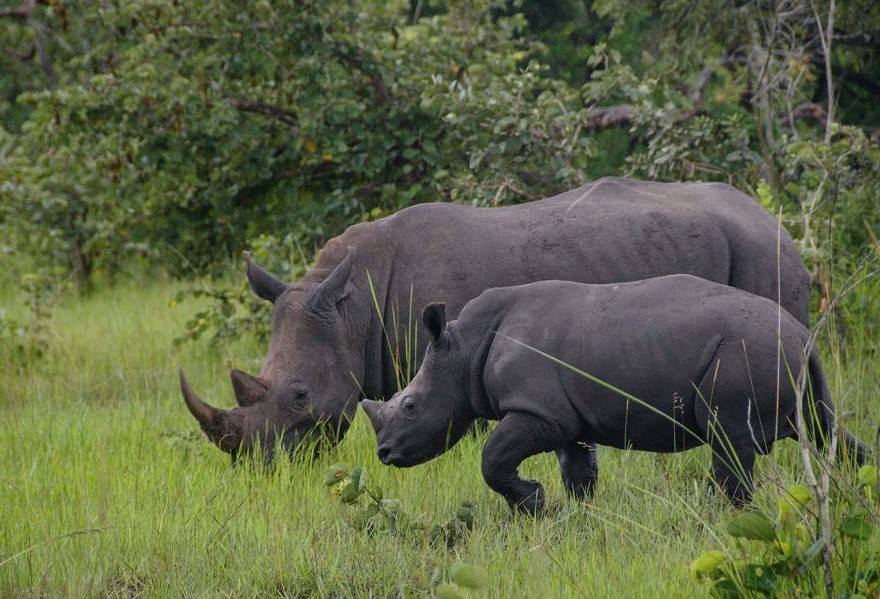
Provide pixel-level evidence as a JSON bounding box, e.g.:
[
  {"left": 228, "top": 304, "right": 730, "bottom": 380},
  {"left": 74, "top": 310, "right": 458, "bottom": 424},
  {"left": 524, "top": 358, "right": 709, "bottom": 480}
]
[
  {"left": 314, "top": 251, "right": 356, "bottom": 308},
  {"left": 245, "top": 252, "right": 286, "bottom": 303},
  {"left": 423, "top": 302, "right": 447, "bottom": 344}
]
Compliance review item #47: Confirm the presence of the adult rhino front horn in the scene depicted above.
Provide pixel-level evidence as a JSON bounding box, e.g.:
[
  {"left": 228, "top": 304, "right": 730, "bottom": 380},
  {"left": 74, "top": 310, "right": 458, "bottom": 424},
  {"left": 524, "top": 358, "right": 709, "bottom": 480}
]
[{"left": 180, "top": 178, "right": 811, "bottom": 463}]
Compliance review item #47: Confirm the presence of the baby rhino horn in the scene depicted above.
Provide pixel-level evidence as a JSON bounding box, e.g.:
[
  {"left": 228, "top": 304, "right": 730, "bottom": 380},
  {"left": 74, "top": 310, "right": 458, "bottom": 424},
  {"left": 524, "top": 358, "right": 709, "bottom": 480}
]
[{"left": 361, "top": 399, "right": 387, "bottom": 432}]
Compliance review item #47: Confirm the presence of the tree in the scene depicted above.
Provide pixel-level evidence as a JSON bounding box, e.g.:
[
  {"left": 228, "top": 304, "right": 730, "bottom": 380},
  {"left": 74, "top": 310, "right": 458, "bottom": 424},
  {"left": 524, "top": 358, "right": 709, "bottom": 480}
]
[{"left": 0, "top": 0, "right": 598, "bottom": 286}]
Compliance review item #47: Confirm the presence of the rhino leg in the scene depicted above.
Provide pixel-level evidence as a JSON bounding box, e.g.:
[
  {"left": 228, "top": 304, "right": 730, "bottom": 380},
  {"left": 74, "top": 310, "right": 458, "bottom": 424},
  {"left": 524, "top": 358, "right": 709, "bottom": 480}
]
[
  {"left": 556, "top": 441, "right": 598, "bottom": 499},
  {"left": 694, "top": 343, "right": 759, "bottom": 505},
  {"left": 481, "top": 412, "right": 563, "bottom": 515},
  {"left": 708, "top": 439, "right": 756, "bottom": 505}
]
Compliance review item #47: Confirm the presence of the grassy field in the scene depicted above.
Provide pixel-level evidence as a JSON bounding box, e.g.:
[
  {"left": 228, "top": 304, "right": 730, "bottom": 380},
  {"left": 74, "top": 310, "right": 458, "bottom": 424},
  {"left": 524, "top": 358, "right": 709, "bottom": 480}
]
[{"left": 1, "top": 273, "right": 878, "bottom": 598}]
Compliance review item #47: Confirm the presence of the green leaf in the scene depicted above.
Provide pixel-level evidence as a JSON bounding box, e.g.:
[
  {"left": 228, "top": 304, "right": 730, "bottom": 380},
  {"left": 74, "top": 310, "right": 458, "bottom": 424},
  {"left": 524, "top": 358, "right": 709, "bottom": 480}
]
[
  {"left": 785, "top": 485, "right": 812, "bottom": 507},
  {"left": 349, "top": 465, "right": 363, "bottom": 490},
  {"left": 710, "top": 578, "right": 740, "bottom": 599},
  {"left": 435, "top": 584, "right": 466, "bottom": 599},
  {"left": 841, "top": 515, "right": 874, "bottom": 540},
  {"left": 689, "top": 551, "right": 726, "bottom": 578},
  {"left": 456, "top": 503, "right": 474, "bottom": 529},
  {"left": 449, "top": 562, "right": 488, "bottom": 590},
  {"left": 803, "top": 538, "right": 825, "bottom": 567},
  {"left": 726, "top": 511, "right": 776, "bottom": 542},
  {"left": 858, "top": 465, "right": 877, "bottom": 488},
  {"left": 741, "top": 564, "right": 777, "bottom": 594},
  {"left": 322, "top": 463, "right": 349, "bottom": 486},
  {"left": 340, "top": 481, "right": 361, "bottom": 504}
]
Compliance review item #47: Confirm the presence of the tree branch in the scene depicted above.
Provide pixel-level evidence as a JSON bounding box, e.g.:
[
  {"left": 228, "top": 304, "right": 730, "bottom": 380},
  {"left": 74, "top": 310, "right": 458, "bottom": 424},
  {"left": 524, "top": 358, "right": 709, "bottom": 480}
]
[
  {"left": 583, "top": 104, "right": 635, "bottom": 131},
  {"left": 330, "top": 42, "right": 392, "bottom": 102},
  {"left": 0, "top": 0, "right": 35, "bottom": 19},
  {"left": 780, "top": 102, "right": 827, "bottom": 129},
  {"left": 833, "top": 30, "right": 880, "bottom": 49},
  {"left": 232, "top": 100, "right": 298, "bottom": 129},
  {"left": 583, "top": 65, "right": 715, "bottom": 132}
]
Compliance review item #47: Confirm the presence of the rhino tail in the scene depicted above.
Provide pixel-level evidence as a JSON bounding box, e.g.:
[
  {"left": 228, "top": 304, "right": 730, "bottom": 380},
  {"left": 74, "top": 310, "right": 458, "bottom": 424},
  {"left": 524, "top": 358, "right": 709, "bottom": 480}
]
[{"left": 805, "top": 350, "right": 868, "bottom": 466}]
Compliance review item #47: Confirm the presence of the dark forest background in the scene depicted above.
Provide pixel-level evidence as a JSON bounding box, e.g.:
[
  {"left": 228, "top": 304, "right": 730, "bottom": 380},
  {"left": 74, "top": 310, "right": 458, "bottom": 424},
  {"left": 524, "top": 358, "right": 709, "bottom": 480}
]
[{"left": 1, "top": 0, "right": 878, "bottom": 293}]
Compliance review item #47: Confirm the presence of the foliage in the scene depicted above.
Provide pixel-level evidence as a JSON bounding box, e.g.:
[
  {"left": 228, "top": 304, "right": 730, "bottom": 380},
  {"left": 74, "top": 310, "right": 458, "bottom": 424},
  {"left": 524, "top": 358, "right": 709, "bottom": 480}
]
[
  {"left": 0, "top": 271, "right": 56, "bottom": 365},
  {"left": 0, "top": 0, "right": 599, "bottom": 286},
  {"left": 323, "top": 462, "right": 476, "bottom": 548},
  {"left": 1, "top": 0, "right": 878, "bottom": 305},
  {"left": 171, "top": 283, "right": 269, "bottom": 348},
  {"left": 322, "top": 462, "right": 485, "bottom": 596},
  {"left": 692, "top": 468, "right": 880, "bottom": 597}
]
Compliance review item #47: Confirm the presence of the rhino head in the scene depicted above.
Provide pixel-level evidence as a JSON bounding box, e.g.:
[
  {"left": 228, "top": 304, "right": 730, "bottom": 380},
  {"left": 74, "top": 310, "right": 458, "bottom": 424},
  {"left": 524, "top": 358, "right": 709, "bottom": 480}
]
[
  {"left": 362, "top": 302, "right": 475, "bottom": 467},
  {"left": 180, "top": 252, "right": 365, "bottom": 463}
]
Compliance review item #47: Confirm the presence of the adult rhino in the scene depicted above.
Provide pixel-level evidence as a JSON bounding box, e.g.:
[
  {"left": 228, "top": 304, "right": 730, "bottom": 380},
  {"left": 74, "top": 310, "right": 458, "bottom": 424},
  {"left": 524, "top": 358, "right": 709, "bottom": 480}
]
[{"left": 180, "top": 177, "right": 810, "bottom": 462}]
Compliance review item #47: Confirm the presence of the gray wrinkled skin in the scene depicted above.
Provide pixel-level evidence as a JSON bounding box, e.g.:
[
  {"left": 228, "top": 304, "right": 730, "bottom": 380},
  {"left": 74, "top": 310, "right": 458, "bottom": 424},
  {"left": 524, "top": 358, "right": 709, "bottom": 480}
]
[
  {"left": 363, "top": 276, "right": 867, "bottom": 513},
  {"left": 180, "top": 178, "right": 812, "bottom": 462}
]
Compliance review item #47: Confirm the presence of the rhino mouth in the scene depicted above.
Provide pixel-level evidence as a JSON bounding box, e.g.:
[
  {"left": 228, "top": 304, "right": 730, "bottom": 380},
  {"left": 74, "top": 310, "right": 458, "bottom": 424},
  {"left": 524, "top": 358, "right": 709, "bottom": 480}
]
[{"left": 377, "top": 444, "right": 417, "bottom": 468}]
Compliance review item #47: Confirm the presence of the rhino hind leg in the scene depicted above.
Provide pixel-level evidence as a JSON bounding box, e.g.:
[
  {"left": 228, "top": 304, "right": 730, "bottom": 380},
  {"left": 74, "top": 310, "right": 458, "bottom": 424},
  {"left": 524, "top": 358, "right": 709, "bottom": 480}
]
[
  {"left": 708, "top": 440, "right": 756, "bottom": 505},
  {"left": 556, "top": 441, "right": 598, "bottom": 500},
  {"left": 693, "top": 343, "right": 762, "bottom": 505},
  {"left": 481, "top": 412, "right": 565, "bottom": 515}
]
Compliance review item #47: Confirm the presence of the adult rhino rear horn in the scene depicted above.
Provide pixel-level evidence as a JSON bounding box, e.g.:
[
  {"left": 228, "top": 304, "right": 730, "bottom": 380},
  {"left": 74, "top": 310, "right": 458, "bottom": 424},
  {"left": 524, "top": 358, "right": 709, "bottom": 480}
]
[
  {"left": 179, "top": 369, "right": 245, "bottom": 454},
  {"left": 230, "top": 369, "right": 268, "bottom": 407}
]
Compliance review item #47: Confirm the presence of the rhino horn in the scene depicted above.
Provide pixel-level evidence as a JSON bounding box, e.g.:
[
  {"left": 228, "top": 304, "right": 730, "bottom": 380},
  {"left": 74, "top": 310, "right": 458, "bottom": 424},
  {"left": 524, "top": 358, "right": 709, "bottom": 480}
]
[
  {"left": 314, "top": 250, "right": 356, "bottom": 307},
  {"left": 179, "top": 369, "right": 245, "bottom": 454},
  {"left": 361, "top": 399, "right": 386, "bottom": 432},
  {"left": 245, "top": 252, "right": 286, "bottom": 303},
  {"left": 230, "top": 368, "right": 268, "bottom": 407}
]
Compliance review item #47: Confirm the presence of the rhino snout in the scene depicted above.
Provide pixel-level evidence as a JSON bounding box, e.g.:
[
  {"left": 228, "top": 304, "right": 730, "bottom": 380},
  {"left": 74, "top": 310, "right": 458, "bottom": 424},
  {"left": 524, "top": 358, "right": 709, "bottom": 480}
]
[
  {"left": 376, "top": 443, "right": 413, "bottom": 467},
  {"left": 377, "top": 443, "right": 393, "bottom": 465}
]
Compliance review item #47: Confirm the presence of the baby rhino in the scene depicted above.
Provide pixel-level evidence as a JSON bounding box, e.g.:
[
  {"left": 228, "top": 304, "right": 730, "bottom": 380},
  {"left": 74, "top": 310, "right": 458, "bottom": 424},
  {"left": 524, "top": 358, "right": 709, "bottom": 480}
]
[{"left": 362, "top": 276, "right": 867, "bottom": 513}]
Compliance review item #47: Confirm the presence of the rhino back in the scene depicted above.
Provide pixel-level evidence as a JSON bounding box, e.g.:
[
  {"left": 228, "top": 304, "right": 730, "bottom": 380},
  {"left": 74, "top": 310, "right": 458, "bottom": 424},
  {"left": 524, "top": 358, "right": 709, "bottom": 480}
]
[
  {"left": 472, "top": 276, "right": 808, "bottom": 451},
  {"left": 308, "top": 178, "right": 808, "bottom": 398},
  {"left": 376, "top": 178, "right": 800, "bottom": 316}
]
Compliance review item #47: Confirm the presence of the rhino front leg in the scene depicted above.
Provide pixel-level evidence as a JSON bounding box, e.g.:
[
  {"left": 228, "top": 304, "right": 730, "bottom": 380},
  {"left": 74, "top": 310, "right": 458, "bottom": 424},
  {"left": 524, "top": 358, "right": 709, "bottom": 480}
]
[
  {"left": 557, "top": 441, "right": 598, "bottom": 500},
  {"left": 481, "top": 412, "right": 564, "bottom": 515}
]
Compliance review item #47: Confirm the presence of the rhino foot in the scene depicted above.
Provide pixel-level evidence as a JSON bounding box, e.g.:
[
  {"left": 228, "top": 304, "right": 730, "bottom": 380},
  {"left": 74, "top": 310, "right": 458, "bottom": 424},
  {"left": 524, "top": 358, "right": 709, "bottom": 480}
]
[
  {"left": 507, "top": 480, "right": 545, "bottom": 515},
  {"left": 558, "top": 441, "right": 598, "bottom": 500}
]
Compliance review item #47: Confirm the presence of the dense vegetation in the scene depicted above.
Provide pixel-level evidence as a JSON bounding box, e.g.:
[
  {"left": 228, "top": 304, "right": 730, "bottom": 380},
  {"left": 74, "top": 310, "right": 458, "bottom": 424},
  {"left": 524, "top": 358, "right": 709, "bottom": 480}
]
[
  {"left": 1, "top": 275, "right": 878, "bottom": 597},
  {"left": 2, "top": 0, "right": 879, "bottom": 597},
  {"left": 1, "top": 0, "right": 878, "bottom": 286}
]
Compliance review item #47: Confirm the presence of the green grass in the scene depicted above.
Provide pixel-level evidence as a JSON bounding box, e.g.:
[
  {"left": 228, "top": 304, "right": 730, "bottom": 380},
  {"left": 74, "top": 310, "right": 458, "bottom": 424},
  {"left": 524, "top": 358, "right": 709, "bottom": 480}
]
[{"left": 1, "top": 275, "right": 878, "bottom": 597}]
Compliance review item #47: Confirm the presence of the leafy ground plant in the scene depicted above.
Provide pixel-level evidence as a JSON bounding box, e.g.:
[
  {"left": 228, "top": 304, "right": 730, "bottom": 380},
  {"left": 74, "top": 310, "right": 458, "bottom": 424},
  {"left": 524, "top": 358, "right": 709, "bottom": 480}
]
[
  {"left": 323, "top": 463, "right": 484, "bottom": 596},
  {"left": 0, "top": 272, "right": 56, "bottom": 365},
  {"left": 323, "top": 463, "right": 475, "bottom": 547},
  {"left": 692, "top": 465, "right": 880, "bottom": 597}
]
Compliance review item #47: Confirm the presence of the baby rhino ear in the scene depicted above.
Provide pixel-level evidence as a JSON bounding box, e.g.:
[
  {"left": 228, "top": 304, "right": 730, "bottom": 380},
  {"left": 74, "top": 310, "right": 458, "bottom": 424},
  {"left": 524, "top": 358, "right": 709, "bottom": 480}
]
[{"left": 423, "top": 302, "right": 447, "bottom": 344}]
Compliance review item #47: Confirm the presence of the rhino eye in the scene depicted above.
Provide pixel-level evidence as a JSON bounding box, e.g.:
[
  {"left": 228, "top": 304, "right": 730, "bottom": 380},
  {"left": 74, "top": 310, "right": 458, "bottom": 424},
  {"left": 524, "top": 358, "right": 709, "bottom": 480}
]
[
  {"left": 403, "top": 401, "right": 417, "bottom": 417},
  {"left": 294, "top": 389, "right": 309, "bottom": 402}
]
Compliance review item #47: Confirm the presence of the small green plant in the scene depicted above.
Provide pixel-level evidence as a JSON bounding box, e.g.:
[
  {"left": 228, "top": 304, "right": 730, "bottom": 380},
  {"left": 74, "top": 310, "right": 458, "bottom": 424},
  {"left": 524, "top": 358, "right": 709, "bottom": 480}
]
[
  {"left": 322, "top": 463, "right": 475, "bottom": 546},
  {"left": 173, "top": 238, "right": 309, "bottom": 347},
  {"left": 432, "top": 561, "right": 489, "bottom": 598},
  {"left": 171, "top": 284, "right": 271, "bottom": 347},
  {"left": 0, "top": 272, "right": 56, "bottom": 364},
  {"left": 691, "top": 465, "right": 880, "bottom": 598}
]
